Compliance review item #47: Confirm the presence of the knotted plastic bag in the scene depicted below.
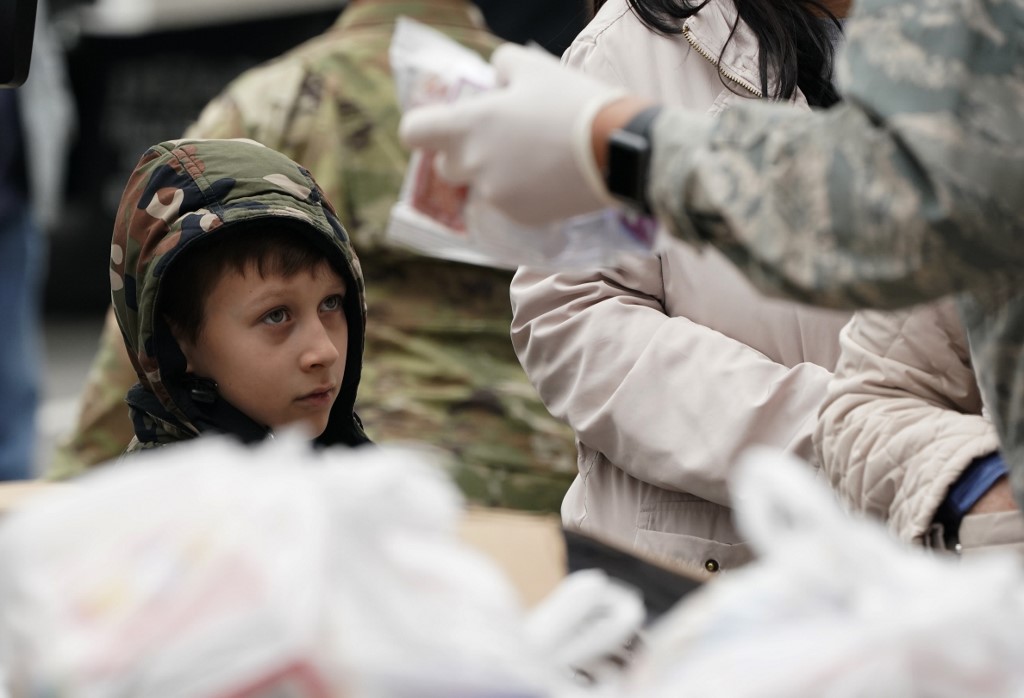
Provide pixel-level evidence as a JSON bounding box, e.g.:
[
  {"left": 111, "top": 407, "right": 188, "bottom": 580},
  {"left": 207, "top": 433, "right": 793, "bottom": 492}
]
[{"left": 626, "top": 449, "right": 1024, "bottom": 697}]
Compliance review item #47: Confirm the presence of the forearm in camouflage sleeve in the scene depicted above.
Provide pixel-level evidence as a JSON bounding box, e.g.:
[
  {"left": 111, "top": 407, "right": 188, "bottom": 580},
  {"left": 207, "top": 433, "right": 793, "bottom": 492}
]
[
  {"left": 649, "top": 0, "right": 1024, "bottom": 311},
  {"left": 958, "top": 280, "right": 1024, "bottom": 515}
]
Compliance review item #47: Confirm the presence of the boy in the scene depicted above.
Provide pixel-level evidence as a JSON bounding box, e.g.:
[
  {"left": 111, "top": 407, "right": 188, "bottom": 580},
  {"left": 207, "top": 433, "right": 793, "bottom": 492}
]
[
  {"left": 56, "top": 0, "right": 577, "bottom": 514},
  {"left": 110, "top": 138, "right": 370, "bottom": 452}
]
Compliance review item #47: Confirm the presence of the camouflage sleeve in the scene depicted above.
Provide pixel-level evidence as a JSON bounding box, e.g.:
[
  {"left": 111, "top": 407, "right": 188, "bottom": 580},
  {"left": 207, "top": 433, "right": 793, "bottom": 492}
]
[
  {"left": 649, "top": 0, "right": 1024, "bottom": 310},
  {"left": 48, "top": 307, "right": 138, "bottom": 478}
]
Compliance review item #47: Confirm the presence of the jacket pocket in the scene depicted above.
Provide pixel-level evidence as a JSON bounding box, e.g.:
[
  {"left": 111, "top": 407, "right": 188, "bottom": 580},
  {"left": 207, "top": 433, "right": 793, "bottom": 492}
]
[{"left": 633, "top": 496, "right": 752, "bottom": 575}]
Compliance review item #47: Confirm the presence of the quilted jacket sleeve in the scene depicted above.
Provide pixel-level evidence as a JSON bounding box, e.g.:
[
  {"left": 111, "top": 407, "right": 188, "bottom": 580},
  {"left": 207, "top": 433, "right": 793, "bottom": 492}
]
[{"left": 814, "top": 299, "right": 1001, "bottom": 542}]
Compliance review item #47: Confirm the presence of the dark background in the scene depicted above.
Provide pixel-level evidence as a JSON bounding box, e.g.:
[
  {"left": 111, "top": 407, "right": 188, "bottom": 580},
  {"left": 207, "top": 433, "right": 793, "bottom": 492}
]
[{"left": 44, "top": 0, "right": 589, "bottom": 315}]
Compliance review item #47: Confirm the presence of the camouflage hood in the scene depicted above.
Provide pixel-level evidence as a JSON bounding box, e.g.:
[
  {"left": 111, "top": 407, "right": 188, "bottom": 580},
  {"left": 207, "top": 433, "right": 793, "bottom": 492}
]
[{"left": 110, "top": 138, "right": 369, "bottom": 448}]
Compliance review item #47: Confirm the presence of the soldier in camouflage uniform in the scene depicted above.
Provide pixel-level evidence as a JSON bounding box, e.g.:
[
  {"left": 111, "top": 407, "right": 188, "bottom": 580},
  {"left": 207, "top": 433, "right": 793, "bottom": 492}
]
[
  {"left": 110, "top": 138, "right": 369, "bottom": 452},
  {"left": 400, "top": 0, "right": 1024, "bottom": 502},
  {"left": 53, "top": 0, "right": 576, "bottom": 511}
]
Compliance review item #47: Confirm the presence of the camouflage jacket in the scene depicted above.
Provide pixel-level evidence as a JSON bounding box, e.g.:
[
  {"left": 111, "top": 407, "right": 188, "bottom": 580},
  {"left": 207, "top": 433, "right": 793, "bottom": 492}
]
[
  {"left": 111, "top": 138, "right": 369, "bottom": 451},
  {"left": 647, "top": 0, "right": 1024, "bottom": 499}
]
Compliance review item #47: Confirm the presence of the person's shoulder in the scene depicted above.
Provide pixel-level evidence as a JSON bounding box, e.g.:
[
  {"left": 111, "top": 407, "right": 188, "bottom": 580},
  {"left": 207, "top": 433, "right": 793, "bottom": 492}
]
[
  {"left": 188, "top": 29, "right": 377, "bottom": 141},
  {"left": 564, "top": 0, "right": 648, "bottom": 76},
  {"left": 568, "top": 0, "right": 644, "bottom": 55},
  {"left": 229, "top": 29, "right": 361, "bottom": 94}
]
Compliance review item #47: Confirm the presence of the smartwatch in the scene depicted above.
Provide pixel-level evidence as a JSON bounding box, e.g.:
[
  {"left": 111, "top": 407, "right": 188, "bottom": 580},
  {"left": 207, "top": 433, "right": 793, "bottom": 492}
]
[{"left": 605, "top": 106, "right": 663, "bottom": 215}]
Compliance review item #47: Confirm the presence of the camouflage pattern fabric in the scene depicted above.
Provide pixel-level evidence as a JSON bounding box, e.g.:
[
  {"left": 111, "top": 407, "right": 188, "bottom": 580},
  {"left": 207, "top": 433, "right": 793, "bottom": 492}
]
[
  {"left": 646, "top": 0, "right": 1024, "bottom": 501},
  {"left": 49, "top": 310, "right": 137, "bottom": 477},
  {"left": 52, "top": 0, "right": 576, "bottom": 511},
  {"left": 110, "top": 138, "right": 368, "bottom": 452}
]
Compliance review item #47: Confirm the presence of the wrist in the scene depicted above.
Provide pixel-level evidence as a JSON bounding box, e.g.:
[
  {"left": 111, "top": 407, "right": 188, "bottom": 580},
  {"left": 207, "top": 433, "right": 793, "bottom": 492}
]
[
  {"left": 602, "top": 103, "right": 664, "bottom": 215},
  {"left": 591, "top": 97, "right": 655, "bottom": 174},
  {"left": 935, "top": 452, "right": 1008, "bottom": 541}
]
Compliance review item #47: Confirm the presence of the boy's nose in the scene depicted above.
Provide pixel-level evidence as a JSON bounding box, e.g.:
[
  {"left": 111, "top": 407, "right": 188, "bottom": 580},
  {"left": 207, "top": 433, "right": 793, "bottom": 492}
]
[{"left": 300, "top": 320, "right": 340, "bottom": 370}]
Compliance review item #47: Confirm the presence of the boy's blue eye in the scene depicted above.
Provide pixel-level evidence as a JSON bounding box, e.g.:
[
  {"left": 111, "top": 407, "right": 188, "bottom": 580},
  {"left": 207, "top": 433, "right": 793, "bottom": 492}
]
[
  {"left": 320, "top": 294, "right": 343, "bottom": 312},
  {"left": 263, "top": 308, "right": 288, "bottom": 325}
]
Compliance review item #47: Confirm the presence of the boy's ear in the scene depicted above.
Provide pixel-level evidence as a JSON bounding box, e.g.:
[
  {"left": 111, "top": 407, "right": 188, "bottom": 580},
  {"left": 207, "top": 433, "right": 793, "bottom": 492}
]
[
  {"left": 164, "top": 317, "right": 196, "bottom": 373},
  {"left": 179, "top": 345, "right": 196, "bottom": 373}
]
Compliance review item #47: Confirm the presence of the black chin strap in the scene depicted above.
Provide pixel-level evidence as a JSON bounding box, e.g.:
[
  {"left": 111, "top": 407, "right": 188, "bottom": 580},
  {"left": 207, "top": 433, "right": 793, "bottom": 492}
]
[
  {"left": 184, "top": 375, "right": 219, "bottom": 405},
  {"left": 181, "top": 374, "right": 271, "bottom": 445}
]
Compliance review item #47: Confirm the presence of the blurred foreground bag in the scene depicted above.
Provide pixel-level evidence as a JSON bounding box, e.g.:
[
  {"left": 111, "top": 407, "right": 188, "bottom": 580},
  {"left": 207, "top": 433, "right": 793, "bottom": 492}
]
[
  {"left": 0, "top": 436, "right": 644, "bottom": 697},
  {"left": 625, "top": 449, "right": 1024, "bottom": 697}
]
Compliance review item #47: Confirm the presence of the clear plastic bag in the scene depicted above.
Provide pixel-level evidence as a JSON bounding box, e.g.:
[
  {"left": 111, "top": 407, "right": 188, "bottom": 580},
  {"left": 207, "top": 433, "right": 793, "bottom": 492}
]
[
  {"left": 624, "top": 449, "right": 1024, "bottom": 697},
  {"left": 387, "top": 18, "right": 660, "bottom": 271}
]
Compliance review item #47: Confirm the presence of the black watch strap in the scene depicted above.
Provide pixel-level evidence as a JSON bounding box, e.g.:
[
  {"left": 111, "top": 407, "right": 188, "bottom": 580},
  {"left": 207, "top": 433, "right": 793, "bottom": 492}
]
[{"left": 605, "top": 106, "right": 662, "bottom": 214}]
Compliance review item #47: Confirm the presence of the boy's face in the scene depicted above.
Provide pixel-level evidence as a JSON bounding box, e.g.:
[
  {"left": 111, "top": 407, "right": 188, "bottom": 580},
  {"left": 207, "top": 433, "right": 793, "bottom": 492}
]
[{"left": 179, "top": 260, "right": 349, "bottom": 437}]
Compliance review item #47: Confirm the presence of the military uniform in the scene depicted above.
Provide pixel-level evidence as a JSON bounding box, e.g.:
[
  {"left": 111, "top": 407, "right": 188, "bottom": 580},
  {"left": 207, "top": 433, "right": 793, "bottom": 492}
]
[
  {"left": 48, "top": 309, "right": 138, "bottom": 480},
  {"left": 52, "top": 0, "right": 576, "bottom": 510},
  {"left": 644, "top": 0, "right": 1024, "bottom": 500}
]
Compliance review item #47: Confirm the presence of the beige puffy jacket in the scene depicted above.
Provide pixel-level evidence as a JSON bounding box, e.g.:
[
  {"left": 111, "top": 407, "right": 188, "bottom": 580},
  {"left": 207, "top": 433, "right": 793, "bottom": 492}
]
[
  {"left": 510, "top": 0, "right": 850, "bottom": 576},
  {"left": 816, "top": 300, "right": 1024, "bottom": 552}
]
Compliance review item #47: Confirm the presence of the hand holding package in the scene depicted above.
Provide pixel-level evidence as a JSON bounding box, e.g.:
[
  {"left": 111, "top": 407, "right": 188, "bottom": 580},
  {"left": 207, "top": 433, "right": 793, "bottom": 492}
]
[
  {"left": 400, "top": 42, "right": 624, "bottom": 226},
  {"left": 389, "top": 19, "right": 657, "bottom": 270}
]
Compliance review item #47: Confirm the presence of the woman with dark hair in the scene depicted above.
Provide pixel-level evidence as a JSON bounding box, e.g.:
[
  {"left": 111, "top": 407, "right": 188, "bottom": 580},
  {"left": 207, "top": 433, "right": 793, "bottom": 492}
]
[
  {"left": 591, "top": 0, "right": 844, "bottom": 107},
  {"left": 509, "top": 0, "right": 850, "bottom": 576}
]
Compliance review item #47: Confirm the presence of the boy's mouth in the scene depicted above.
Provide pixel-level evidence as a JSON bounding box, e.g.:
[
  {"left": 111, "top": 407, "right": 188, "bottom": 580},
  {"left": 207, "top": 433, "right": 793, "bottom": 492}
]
[{"left": 296, "top": 386, "right": 336, "bottom": 407}]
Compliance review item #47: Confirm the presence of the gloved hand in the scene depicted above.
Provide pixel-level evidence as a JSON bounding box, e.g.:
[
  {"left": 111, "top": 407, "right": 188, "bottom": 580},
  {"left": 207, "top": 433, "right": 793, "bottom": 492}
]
[{"left": 400, "top": 42, "right": 628, "bottom": 226}]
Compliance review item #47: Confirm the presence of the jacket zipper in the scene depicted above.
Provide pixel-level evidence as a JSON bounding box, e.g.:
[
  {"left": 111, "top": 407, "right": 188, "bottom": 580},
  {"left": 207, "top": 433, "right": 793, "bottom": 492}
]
[{"left": 682, "top": 23, "right": 762, "bottom": 98}]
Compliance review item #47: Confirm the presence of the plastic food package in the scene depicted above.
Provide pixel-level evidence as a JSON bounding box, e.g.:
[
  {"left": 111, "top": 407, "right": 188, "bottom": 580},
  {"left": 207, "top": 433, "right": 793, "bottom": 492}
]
[
  {"left": 0, "top": 436, "right": 644, "bottom": 698},
  {"left": 387, "top": 17, "right": 660, "bottom": 270},
  {"left": 624, "top": 449, "right": 1024, "bottom": 697}
]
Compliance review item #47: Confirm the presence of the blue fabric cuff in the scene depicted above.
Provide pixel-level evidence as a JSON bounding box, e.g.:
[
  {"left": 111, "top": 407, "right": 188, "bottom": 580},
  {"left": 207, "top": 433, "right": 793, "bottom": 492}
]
[{"left": 935, "top": 452, "right": 1008, "bottom": 533}]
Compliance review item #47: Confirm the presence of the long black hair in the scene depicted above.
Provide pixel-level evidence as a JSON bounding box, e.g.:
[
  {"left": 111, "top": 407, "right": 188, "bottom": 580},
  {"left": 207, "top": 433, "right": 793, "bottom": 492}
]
[{"left": 591, "top": 0, "right": 841, "bottom": 107}]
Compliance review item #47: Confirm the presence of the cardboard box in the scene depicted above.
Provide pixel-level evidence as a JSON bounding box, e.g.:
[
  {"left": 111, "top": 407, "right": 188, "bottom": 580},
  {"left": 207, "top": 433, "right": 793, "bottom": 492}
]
[
  {"left": 460, "top": 507, "right": 705, "bottom": 616},
  {"left": 0, "top": 480, "right": 57, "bottom": 514},
  {"left": 459, "top": 507, "right": 567, "bottom": 608}
]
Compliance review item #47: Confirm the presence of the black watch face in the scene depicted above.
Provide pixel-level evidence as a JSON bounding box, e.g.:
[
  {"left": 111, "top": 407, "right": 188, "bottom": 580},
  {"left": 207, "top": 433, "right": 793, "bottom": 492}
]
[{"left": 606, "top": 130, "right": 649, "bottom": 210}]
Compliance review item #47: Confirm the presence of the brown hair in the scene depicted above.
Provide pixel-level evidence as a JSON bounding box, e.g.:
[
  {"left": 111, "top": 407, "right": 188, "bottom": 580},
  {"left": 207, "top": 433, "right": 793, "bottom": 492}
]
[{"left": 159, "top": 222, "right": 336, "bottom": 347}]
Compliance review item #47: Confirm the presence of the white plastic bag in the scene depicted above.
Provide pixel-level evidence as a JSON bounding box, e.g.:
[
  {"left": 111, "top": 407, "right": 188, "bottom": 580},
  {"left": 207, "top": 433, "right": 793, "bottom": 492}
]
[
  {"left": 387, "top": 18, "right": 660, "bottom": 270},
  {"left": 625, "top": 449, "right": 1024, "bottom": 697},
  {"left": 0, "top": 438, "right": 542, "bottom": 697},
  {"left": 0, "top": 436, "right": 646, "bottom": 698}
]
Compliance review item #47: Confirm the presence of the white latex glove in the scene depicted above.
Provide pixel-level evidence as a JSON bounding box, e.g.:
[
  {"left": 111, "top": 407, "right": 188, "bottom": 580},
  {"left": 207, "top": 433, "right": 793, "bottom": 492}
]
[{"left": 399, "top": 42, "right": 627, "bottom": 226}]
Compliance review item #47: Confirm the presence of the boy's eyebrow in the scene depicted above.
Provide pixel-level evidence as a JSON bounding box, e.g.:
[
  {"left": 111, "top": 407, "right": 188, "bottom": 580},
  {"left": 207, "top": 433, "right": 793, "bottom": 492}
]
[
  {"left": 320, "top": 271, "right": 348, "bottom": 295},
  {"left": 240, "top": 290, "right": 288, "bottom": 312},
  {"left": 241, "top": 278, "right": 348, "bottom": 309},
  {"left": 234, "top": 278, "right": 295, "bottom": 308}
]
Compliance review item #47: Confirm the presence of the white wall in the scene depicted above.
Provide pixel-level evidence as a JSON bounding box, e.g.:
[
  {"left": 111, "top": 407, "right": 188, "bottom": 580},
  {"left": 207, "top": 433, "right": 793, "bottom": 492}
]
[{"left": 80, "top": 0, "right": 346, "bottom": 35}]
